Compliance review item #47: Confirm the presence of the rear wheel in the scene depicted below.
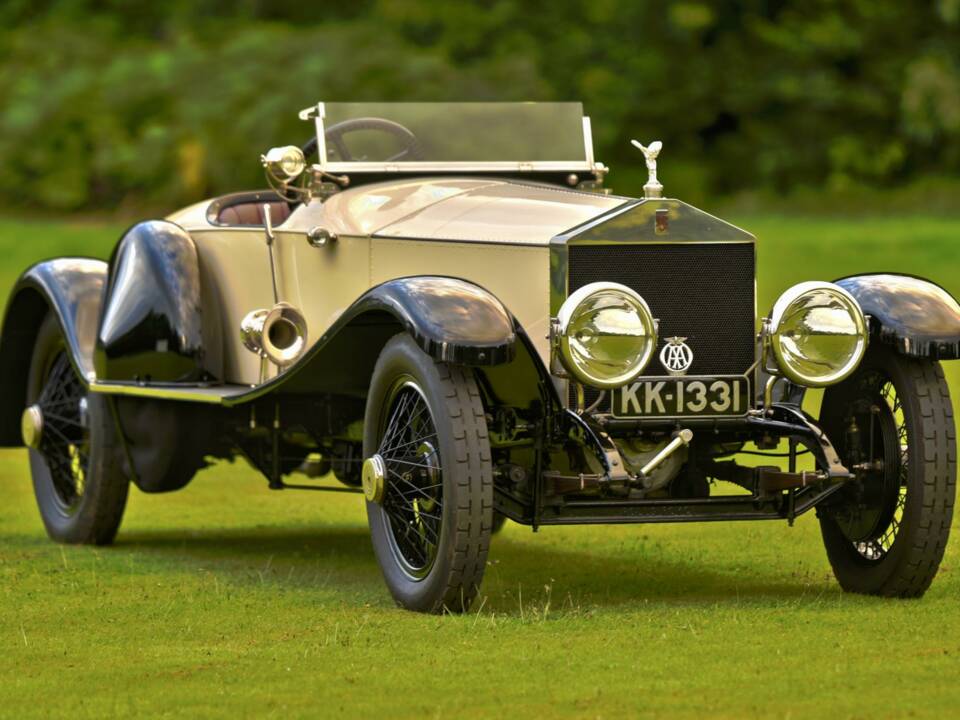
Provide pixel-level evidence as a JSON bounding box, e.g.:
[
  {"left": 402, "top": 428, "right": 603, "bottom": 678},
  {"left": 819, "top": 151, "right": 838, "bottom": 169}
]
[
  {"left": 25, "top": 314, "right": 129, "bottom": 544},
  {"left": 817, "top": 347, "right": 955, "bottom": 597},
  {"left": 363, "top": 335, "right": 493, "bottom": 613}
]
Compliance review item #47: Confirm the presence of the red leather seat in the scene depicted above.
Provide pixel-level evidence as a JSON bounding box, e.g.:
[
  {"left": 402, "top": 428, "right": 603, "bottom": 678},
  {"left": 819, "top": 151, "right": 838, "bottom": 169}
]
[{"left": 217, "top": 201, "right": 292, "bottom": 226}]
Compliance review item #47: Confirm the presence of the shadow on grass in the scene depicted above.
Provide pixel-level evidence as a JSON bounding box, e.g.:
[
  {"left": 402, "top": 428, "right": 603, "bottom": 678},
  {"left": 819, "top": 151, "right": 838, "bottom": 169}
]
[{"left": 116, "top": 525, "right": 828, "bottom": 612}]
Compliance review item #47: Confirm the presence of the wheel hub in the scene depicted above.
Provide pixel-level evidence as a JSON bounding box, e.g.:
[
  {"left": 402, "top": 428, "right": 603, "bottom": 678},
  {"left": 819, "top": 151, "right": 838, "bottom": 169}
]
[
  {"left": 362, "top": 454, "right": 386, "bottom": 503},
  {"left": 835, "top": 392, "right": 901, "bottom": 543},
  {"left": 21, "top": 404, "right": 44, "bottom": 450}
]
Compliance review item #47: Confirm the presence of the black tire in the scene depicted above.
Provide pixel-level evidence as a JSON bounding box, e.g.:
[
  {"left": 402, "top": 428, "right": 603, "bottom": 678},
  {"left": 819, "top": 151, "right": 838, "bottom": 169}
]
[
  {"left": 363, "top": 334, "right": 493, "bottom": 613},
  {"left": 26, "top": 313, "right": 129, "bottom": 544},
  {"left": 817, "top": 346, "right": 956, "bottom": 597}
]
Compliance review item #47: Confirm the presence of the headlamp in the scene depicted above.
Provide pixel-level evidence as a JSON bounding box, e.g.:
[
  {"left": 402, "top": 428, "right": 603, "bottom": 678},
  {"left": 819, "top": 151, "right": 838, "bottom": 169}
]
[
  {"left": 766, "top": 281, "right": 868, "bottom": 387},
  {"left": 555, "top": 282, "right": 658, "bottom": 389},
  {"left": 261, "top": 145, "right": 307, "bottom": 182}
]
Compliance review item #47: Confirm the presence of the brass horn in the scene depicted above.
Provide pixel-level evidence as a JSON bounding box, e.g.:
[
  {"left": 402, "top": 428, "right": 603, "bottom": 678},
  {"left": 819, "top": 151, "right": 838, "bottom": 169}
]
[{"left": 241, "top": 302, "right": 308, "bottom": 369}]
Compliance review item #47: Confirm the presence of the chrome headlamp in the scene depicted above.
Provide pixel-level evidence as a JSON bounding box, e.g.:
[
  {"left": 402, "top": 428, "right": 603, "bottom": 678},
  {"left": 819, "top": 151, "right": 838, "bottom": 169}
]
[
  {"left": 554, "top": 282, "right": 658, "bottom": 389},
  {"left": 766, "top": 281, "right": 868, "bottom": 387},
  {"left": 261, "top": 145, "right": 307, "bottom": 182}
]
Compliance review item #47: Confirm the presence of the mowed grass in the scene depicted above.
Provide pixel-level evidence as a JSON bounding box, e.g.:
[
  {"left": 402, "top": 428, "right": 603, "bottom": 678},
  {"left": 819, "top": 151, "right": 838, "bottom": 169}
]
[{"left": 1, "top": 212, "right": 959, "bottom": 718}]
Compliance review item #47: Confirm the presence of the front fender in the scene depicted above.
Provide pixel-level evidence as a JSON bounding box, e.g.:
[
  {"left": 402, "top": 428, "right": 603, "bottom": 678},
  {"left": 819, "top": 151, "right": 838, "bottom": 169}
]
[
  {"left": 836, "top": 274, "right": 960, "bottom": 360},
  {"left": 344, "top": 276, "right": 517, "bottom": 365},
  {"left": 0, "top": 258, "right": 107, "bottom": 445},
  {"left": 326, "top": 276, "right": 517, "bottom": 365},
  {"left": 250, "top": 276, "right": 521, "bottom": 401}
]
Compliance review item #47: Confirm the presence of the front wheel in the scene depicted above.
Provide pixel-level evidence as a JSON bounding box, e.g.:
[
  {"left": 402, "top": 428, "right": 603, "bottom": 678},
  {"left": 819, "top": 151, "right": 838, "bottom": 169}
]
[
  {"left": 817, "top": 347, "right": 956, "bottom": 597},
  {"left": 363, "top": 335, "right": 493, "bottom": 613},
  {"left": 25, "top": 313, "right": 130, "bottom": 544}
]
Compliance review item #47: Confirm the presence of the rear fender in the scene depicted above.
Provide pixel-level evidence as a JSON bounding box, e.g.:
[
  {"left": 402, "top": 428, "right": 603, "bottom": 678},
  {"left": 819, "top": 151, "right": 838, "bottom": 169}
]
[
  {"left": 96, "top": 220, "right": 216, "bottom": 383},
  {"left": 0, "top": 258, "right": 107, "bottom": 445}
]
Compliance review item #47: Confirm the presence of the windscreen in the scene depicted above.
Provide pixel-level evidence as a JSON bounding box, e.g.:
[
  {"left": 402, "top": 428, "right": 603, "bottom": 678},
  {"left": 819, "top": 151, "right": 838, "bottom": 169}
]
[{"left": 317, "top": 102, "right": 590, "bottom": 167}]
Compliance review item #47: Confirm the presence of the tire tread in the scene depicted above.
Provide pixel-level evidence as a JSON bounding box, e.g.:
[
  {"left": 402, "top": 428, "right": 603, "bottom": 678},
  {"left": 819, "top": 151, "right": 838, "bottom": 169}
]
[
  {"left": 433, "top": 362, "right": 493, "bottom": 612},
  {"left": 887, "top": 360, "right": 955, "bottom": 597}
]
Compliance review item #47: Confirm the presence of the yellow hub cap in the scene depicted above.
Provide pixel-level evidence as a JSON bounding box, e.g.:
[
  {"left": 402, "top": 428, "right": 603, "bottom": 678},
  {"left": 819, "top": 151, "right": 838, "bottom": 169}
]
[
  {"left": 21, "top": 405, "right": 43, "bottom": 450},
  {"left": 362, "top": 454, "right": 386, "bottom": 504}
]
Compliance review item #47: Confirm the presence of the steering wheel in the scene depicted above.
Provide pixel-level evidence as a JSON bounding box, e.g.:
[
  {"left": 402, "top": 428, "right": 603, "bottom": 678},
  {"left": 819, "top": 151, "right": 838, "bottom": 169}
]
[{"left": 301, "top": 117, "right": 425, "bottom": 163}]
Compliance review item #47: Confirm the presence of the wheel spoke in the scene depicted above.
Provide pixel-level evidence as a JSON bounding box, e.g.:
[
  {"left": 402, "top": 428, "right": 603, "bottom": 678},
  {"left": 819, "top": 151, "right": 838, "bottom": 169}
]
[
  {"left": 378, "top": 397, "right": 432, "bottom": 454},
  {"left": 392, "top": 481, "right": 443, "bottom": 498},
  {"left": 380, "top": 434, "right": 440, "bottom": 459},
  {"left": 383, "top": 502, "right": 441, "bottom": 542},
  {"left": 847, "top": 379, "right": 909, "bottom": 561},
  {"left": 41, "top": 422, "right": 78, "bottom": 447},
  {"left": 386, "top": 497, "right": 441, "bottom": 523},
  {"left": 377, "top": 381, "right": 444, "bottom": 578},
  {"left": 383, "top": 457, "right": 440, "bottom": 470},
  {"left": 39, "top": 410, "right": 83, "bottom": 427},
  {"left": 33, "top": 353, "right": 90, "bottom": 509}
]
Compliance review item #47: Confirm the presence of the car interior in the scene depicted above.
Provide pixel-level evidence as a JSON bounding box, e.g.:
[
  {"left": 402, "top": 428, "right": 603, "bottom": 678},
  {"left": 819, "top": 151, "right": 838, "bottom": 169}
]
[{"left": 209, "top": 191, "right": 294, "bottom": 227}]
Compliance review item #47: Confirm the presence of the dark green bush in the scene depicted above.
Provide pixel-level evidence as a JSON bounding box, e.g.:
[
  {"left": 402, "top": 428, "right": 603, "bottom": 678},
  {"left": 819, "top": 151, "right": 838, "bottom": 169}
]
[{"left": 0, "top": 1, "right": 958, "bottom": 211}]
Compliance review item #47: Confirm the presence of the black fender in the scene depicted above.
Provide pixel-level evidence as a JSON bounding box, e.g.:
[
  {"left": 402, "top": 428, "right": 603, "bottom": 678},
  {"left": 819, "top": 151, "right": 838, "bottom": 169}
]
[
  {"left": 836, "top": 273, "right": 960, "bottom": 360},
  {"left": 95, "top": 220, "right": 217, "bottom": 383},
  {"left": 257, "top": 276, "right": 554, "bottom": 439},
  {"left": 341, "top": 276, "right": 517, "bottom": 366},
  {"left": 0, "top": 258, "right": 107, "bottom": 445},
  {"left": 261, "top": 276, "right": 553, "bottom": 405}
]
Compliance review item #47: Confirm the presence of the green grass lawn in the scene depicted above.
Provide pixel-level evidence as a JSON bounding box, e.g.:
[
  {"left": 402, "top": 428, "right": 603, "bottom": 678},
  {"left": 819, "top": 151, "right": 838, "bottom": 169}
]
[{"left": 1, "top": 213, "right": 959, "bottom": 718}]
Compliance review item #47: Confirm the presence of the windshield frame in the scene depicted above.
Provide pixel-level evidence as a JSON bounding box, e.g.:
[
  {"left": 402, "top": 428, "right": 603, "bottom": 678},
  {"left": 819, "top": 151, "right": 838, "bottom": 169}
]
[{"left": 299, "top": 102, "right": 597, "bottom": 173}]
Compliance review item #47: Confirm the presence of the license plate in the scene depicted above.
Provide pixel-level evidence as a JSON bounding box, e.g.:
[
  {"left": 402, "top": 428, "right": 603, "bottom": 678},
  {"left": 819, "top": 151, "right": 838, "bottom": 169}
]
[{"left": 611, "top": 377, "right": 751, "bottom": 418}]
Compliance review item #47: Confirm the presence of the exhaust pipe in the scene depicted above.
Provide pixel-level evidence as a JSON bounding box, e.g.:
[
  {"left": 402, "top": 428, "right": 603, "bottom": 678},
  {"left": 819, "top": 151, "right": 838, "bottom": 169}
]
[{"left": 242, "top": 302, "right": 309, "bottom": 370}]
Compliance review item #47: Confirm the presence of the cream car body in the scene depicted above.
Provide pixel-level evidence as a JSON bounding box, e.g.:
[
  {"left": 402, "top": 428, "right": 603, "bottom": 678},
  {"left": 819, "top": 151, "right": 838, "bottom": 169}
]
[{"left": 169, "top": 178, "right": 622, "bottom": 386}]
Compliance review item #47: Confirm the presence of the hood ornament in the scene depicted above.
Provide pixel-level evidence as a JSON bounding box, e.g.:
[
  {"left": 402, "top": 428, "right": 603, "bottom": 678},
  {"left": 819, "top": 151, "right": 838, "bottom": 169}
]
[{"left": 631, "top": 139, "right": 663, "bottom": 199}]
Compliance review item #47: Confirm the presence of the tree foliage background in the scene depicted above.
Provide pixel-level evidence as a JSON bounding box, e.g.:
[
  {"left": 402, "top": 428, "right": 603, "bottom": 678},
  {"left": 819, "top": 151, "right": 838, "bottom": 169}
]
[{"left": 1, "top": 0, "right": 958, "bottom": 211}]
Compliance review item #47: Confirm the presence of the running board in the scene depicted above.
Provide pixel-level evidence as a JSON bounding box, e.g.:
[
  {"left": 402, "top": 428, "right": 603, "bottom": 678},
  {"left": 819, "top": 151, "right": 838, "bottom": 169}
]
[{"left": 88, "top": 381, "right": 257, "bottom": 406}]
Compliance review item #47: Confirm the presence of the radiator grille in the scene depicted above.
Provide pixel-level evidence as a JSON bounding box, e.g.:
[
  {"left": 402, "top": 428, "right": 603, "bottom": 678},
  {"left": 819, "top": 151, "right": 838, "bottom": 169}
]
[{"left": 567, "top": 243, "right": 756, "bottom": 380}]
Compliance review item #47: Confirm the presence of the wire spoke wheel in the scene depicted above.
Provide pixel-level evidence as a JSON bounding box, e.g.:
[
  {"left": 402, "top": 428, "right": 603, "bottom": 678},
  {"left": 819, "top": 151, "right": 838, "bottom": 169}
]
[
  {"left": 841, "top": 373, "right": 907, "bottom": 561},
  {"left": 363, "top": 334, "right": 493, "bottom": 613},
  {"left": 376, "top": 379, "right": 444, "bottom": 580},
  {"left": 25, "top": 313, "right": 129, "bottom": 545},
  {"left": 818, "top": 347, "right": 955, "bottom": 598},
  {"left": 35, "top": 353, "right": 91, "bottom": 513}
]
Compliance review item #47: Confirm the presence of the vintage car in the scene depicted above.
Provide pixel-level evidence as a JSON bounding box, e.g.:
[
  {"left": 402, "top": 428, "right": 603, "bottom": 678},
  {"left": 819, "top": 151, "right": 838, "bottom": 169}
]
[{"left": 2, "top": 102, "right": 958, "bottom": 613}]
